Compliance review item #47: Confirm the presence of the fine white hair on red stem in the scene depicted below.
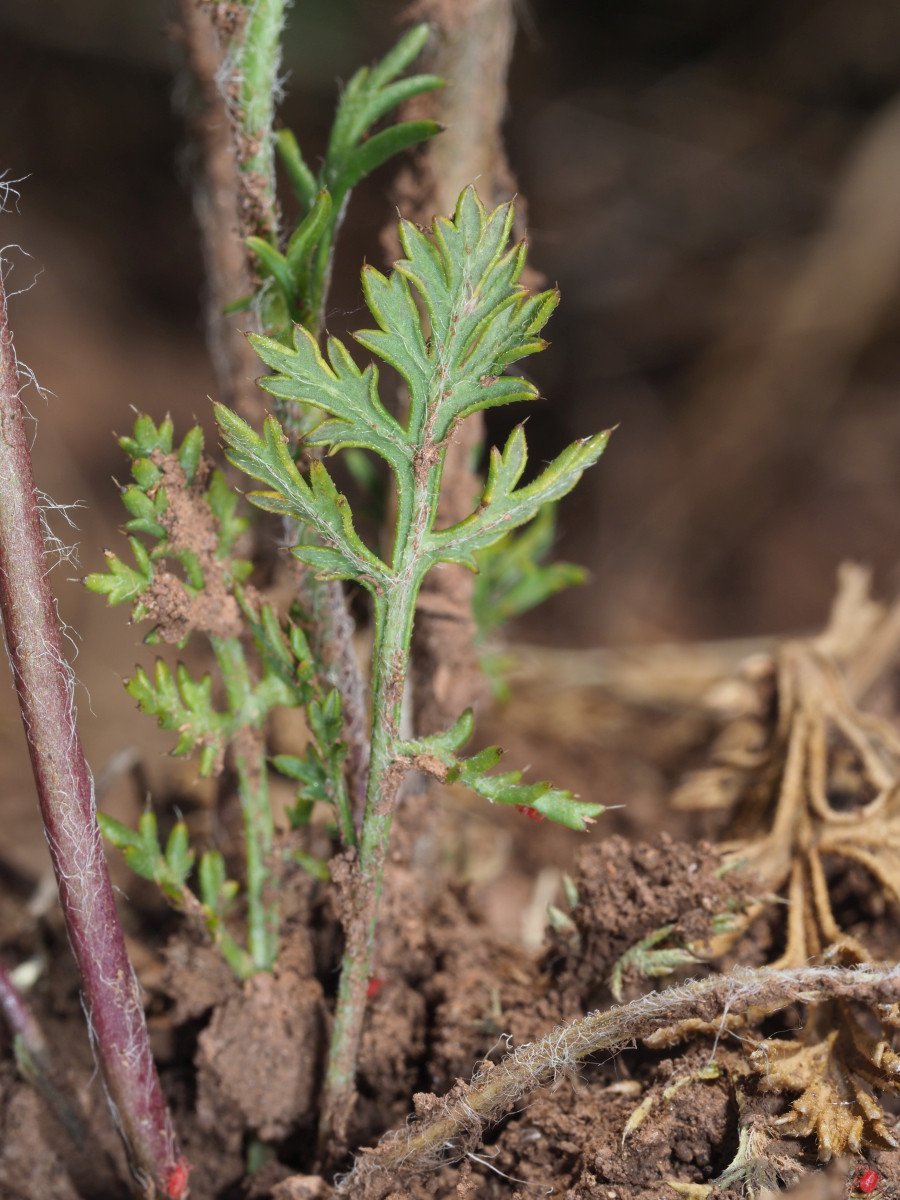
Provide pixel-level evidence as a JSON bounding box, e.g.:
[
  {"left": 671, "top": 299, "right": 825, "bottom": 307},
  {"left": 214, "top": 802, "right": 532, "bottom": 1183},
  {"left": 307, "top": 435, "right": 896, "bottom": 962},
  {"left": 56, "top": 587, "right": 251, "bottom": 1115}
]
[{"left": 0, "top": 227, "right": 188, "bottom": 1196}]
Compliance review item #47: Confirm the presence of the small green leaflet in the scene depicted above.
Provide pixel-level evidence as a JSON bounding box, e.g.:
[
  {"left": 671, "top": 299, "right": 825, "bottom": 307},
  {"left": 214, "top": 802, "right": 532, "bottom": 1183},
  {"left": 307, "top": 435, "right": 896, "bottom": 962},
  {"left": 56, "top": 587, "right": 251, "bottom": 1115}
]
[
  {"left": 427, "top": 425, "right": 611, "bottom": 571},
  {"left": 98, "top": 811, "right": 194, "bottom": 905},
  {"left": 397, "top": 709, "right": 605, "bottom": 833}
]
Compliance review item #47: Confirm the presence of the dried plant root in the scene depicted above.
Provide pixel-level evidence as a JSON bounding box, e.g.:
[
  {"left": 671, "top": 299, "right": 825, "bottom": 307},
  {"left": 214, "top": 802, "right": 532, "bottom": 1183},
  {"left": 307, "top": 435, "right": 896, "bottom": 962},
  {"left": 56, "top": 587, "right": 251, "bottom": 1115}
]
[
  {"left": 667, "top": 564, "right": 900, "bottom": 1162},
  {"left": 675, "top": 567, "right": 900, "bottom": 964},
  {"left": 749, "top": 997, "right": 900, "bottom": 1157},
  {"left": 335, "top": 963, "right": 900, "bottom": 1193}
]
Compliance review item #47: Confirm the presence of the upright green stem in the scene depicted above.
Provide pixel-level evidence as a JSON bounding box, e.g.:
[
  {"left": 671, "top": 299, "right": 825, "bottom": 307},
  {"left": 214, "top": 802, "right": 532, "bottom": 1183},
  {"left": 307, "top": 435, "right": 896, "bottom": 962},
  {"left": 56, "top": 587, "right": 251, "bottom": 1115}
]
[
  {"left": 298, "top": 569, "right": 370, "bottom": 837},
  {"left": 212, "top": 635, "right": 278, "bottom": 971},
  {"left": 0, "top": 271, "right": 187, "bottom": 1197},
  {"left": 316, "top": 588, "right": 419, "bottom": 1156},
  {"left": 235, "top": 0, "right": 290, "bottom": 242},
  {"left": 317, "top": 472, "right": 437, "bottom": 1155},
  {"left": 233, "top": 742, "right": 278, "bottom": 971}
]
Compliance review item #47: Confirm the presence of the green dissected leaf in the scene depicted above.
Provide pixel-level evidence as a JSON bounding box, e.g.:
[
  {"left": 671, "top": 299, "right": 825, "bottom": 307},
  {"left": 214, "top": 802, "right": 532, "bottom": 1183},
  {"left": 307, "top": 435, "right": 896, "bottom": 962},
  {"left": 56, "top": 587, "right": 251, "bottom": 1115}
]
[
  {"left": 85, "top": 538, "right": 154, "bottom": 606},
  {"left": 322, "top": 25, "right": 442, "bottom": 195},
  {"left": 126, "top": 605, "right": 311, "bottom": 779},
  {"left": 398, "top": 710, "right": 605, "bottom": 833},
  {"left": 454, "top": 760, "right": 603, "bottom": 832},
  {"left": 90, "top": 415, "right": 256, "bottom": 623},
  {"left": 354, "top": 188, "right": 560, "bottom": 445},
  {"left": 609, "top": 926, "right": 702, "bottom": 1002},
  {"left": 214, "top": 404, "right": 389, "bottom": 590},
  {"left": 472, "top": 504, "right": 587, "bottom": 640},
  {"left": 260, "top": 24, "right": 442, "bottom": 342},
  {"left": 243, "top": 187, "right": 608, "bottom": 590},
  {"left": 249, "top": 326, "right": 410, "bottom": 475},
  {"left": 428, "top": 425, "right": 611, "bottom": 570},
  {"left": 127, "top": 659, "right": 227, "bottom": 770},
  {"left": 98, "top": 811, "right": 194, "bottom": 904},
  {"left": 273, "top": 686, "right": 349, "bottom": 832}
]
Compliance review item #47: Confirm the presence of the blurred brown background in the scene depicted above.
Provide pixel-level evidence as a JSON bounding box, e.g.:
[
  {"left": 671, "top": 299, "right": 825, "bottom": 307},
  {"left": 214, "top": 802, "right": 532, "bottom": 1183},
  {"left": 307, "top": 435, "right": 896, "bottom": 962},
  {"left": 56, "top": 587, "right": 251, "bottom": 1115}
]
[{"left": 2, "top": 0, "right": 900, "bottom": 880}]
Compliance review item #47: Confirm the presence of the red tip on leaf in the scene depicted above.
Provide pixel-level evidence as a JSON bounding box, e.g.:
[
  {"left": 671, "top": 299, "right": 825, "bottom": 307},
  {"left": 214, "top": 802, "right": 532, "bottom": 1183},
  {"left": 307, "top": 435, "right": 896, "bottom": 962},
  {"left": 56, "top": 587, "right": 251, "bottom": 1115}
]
[
  {"left": 164, "top": 1161, "right": 191, "bottom": 1199},
  {"left": 514, "top": 804, "right": 545, "bottom": 822},
  {"left": 367, "top": 977, "right": 384, "bottom": 999}
]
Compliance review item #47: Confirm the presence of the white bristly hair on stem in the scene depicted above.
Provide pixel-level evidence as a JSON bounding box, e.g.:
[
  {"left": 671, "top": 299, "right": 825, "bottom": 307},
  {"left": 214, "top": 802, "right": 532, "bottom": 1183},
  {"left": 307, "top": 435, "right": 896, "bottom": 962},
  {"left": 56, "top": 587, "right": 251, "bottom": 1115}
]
[{"left": 335, "top": 962, "right": 900, "bottom": 1193}]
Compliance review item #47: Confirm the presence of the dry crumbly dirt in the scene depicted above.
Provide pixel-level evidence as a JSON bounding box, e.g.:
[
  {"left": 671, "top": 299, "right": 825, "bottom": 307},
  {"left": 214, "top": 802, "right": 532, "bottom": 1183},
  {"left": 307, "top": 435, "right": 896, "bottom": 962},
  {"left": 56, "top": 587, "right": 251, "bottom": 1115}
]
[{"left": 3, "top": 761, "right": 898, "bottom": 1200}]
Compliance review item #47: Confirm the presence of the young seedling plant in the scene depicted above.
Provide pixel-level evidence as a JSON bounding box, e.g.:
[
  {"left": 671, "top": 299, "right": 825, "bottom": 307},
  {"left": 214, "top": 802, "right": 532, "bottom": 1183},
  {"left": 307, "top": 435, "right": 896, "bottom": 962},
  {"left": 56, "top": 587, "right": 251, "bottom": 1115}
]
[
  {"left": 90, "top": 183, "right": 611, "bottom": 1159},
  {"left": 219, "top": 185, "right": 612, "bottom": 1149},
  {"left": 20, "top": 11, "right": 615, "bottom": 1179}
]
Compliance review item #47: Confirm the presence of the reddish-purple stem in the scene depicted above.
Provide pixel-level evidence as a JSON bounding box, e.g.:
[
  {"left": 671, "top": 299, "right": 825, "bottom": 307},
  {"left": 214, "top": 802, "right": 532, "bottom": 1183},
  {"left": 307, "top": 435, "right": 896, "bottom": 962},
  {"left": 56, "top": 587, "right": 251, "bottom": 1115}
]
[
  {"left": 0, "top": 955, "right": 48, "bottom": 1061},
  {"left": 0, "top": 954, "right": 87, "bottom": 1143},
  {"left": 0, "top": 268, "right": 188, "bottom": 1199}
]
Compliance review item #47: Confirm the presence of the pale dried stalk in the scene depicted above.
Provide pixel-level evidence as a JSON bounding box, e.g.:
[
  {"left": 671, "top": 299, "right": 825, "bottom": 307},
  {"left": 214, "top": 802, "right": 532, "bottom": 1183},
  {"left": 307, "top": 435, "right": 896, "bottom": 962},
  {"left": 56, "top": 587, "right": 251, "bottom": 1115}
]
[
  {"left": 171, "top": 0, "right": 263, "bottom": 422},
  {"left": 399, "top": 0, "right": 520, "bottom": 736}
]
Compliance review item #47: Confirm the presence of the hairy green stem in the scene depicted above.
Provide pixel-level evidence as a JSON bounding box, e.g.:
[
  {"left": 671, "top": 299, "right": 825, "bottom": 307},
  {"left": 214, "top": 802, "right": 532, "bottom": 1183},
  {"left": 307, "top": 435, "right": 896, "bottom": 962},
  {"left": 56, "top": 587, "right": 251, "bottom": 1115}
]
[
  {"left": 235, "top": 0, "right": 290, "bottom": 242},
  {"left": 299, "top": 569, "right": 369, "bottom": 839},
  {"left": 233, "top": 742, "right": 278, "bottom": 971},
  {"left": 212, "top": 635, "right": 278, "bottom": 971},
  {"left": 0, "top": 269, "right": 186, "bottom": 1198},
  {"left": 317, "top": 448, "right": 439, "bottom": 1153},
  {"left": 316, "top": 584, "right": 420, "bottom": 1156}
]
